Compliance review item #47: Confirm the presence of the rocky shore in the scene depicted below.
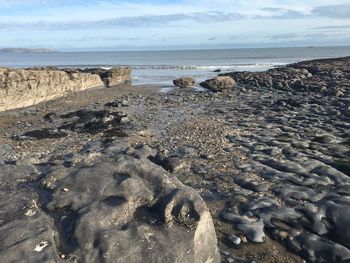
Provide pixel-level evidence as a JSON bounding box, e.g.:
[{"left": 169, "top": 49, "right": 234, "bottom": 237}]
[
  {"left": 0, "top": 57, "right": 349, "bottom": 263},
  {"left": 0, "top": 67, "right": 131, "bottom": 111}
]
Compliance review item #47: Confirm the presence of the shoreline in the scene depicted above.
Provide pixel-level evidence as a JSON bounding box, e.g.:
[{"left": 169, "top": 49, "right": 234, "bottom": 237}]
[{"left": 0, "top": 56, "right": 349, "bottom": 263}]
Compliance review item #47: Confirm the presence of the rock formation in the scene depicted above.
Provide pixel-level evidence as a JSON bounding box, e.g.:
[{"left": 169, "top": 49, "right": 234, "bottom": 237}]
[
  {"left": 200, "top": 76, "right": 236, "bottom": 92},
  {"left": 173, "top": 77, "right": 196, "bottom": 88},
  {"left": 0, "top": 67, "right": 132, "bottom": 111},
  {"left": 0, "top": 143, "right": 220, "bottom": 263},
  {"left": 221, "top": 56, "right": 350, "bottom": 96},
  {"left": 79, "top": 67, "right": 132, "bottom": 88}
]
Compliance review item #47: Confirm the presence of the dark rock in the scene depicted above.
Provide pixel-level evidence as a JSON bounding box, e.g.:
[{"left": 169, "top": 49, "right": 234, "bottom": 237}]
[
  {"left": 221, "top": 213, "right": 266, "bottom": 243},
  {"left": 150, "top": 154, "right": 191, "bottom": 173},
  {"left": 173, "top": 77, "right": 196, "bottom": 88},
  {"left": 60, "top": 109, "right": 127, "bottom": 136},
  {"left": 292, "top": 232, "right": 350, "bottom": 263},
  {"left": 0, "top": 154, "right": 220, "bottom": 263},
  {"left": 45, "top": 155, "right": 220, "bottom": 262},
  {"left": 42, "top": 112, "right": 57, "bottom": 122},
  {"left": 21, "top": 128, "right": 68, "bottom": 140}
]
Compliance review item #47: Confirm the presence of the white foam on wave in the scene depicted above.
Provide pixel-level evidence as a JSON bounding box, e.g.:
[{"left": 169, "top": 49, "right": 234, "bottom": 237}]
[{"left": 131, "top": 62, "right": 287, "bottom": 70}]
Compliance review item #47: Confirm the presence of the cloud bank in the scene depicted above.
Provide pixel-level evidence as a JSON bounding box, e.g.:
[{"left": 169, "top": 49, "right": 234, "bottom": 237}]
[{"left": 0, "top": 0, "right": 349, "bottom": 50}]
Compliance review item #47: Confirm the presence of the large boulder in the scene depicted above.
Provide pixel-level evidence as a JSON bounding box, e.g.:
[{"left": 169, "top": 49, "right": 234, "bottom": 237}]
[
  {"left": 77, "top": 67, "right": 132, "bottom": 88},
  {"left": 173, "top": 77, "right": 196, "bottom": 88},
  {"left": 0, "top": 154, "right": 220, "bottom": 263},
  {"left": 200, "top": 76, "right": 235, "bottom": 92}
]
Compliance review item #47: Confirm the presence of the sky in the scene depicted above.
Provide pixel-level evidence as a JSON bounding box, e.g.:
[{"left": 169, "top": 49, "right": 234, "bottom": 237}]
[{"left": 0, "top": 0, "right": 350, "bottom": 51}]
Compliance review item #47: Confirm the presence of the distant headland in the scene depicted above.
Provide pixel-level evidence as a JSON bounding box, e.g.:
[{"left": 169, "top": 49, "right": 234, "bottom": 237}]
[{"left": 0, "top": 48, "right": 58, "bottom": 53}]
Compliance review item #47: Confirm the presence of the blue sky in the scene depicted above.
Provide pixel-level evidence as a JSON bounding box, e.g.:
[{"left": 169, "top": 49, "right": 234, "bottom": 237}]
[{"left": 0, "top": 0, "right": 349, "bottom": 50}]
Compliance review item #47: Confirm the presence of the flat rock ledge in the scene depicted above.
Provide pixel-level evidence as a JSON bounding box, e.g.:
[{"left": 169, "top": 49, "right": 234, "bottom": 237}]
[
  {"left": 0, "top": 67, "right": 131, "bottom": 112},
  {"left": 0, "top": 145, "right": 220, "bottom": 263}
]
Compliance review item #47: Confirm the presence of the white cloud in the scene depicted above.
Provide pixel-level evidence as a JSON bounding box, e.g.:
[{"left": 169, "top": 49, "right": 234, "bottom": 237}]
[{"left": 0, "top": 1, "right": 350, "bottom": 49}]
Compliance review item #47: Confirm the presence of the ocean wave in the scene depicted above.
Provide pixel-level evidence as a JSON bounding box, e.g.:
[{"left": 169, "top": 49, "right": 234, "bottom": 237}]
[
  {"left": 130, "top": 63, "right": 286, "bottom": 70},
  {"left": 54, "top": 62, "right": 286, "bottom": 70}
]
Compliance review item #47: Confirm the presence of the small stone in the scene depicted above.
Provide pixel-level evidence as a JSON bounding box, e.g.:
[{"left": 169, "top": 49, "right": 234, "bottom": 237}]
[
  {"left": 34, "top": 241, "right": 49, "bottom": 252},
  {"left": 120, "top": 116, "right": 130, "bottom": 124},
  {"left": 228, "top": 234, "right": 241, "bottom": 245},
  {"left": 277, "top": 231, "right": 289, "bottom": 240},
  {"left": 335, "top": 89, "right": 344, "bottom": 97},
  {"left": 121, "top": 100, "right": 129, "bottom": 107}
]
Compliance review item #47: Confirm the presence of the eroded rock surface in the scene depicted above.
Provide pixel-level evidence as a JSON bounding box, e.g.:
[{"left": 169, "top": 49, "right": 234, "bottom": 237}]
[
  {"left": 1, "top": 56, "right": 350, "bottom": 263},
  {"left": 0, "top": 68, "right": 104, "bottom": 111},
  {"left": 0, "top": 145, "right": 220, "bottom": 263},
  {"left": 221, "top": 56, "right": 350, "bottom": 97},
  {"left": 78, "top": 67, "right": 132, "bottom": 88},
  {"left": 0, "top": 67, "right": 132, "bottom": 112}
]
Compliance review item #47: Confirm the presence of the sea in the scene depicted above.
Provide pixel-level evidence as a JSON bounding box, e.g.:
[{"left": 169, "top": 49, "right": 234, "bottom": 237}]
[{"left": 0, "top": 46, "right": 349, "bottom": 86}]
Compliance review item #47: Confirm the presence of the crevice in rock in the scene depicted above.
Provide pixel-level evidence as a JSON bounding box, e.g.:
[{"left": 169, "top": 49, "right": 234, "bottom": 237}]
[
  {"left": 18, "top": 169, "right": 80, "bottom": 256},
  {"left": 134, "top": 205, "right": 165, "bottom": 227},
  {"left": 148, "top": 154, "right": 172, "bottom": 172},
  {"left": 102, "top": 196, "right": 127, "bottom": 207},
  {"left": 113, "top": 173, "right": 131, "bottom": 184},
  {"left": 52, "top": 206, "right": 80, "bottom": 254}
]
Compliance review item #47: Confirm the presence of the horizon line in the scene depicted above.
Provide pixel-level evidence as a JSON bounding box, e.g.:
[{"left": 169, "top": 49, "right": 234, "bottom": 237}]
[{"left": 2, "top": 44, "right": 350, "bottom": 53}]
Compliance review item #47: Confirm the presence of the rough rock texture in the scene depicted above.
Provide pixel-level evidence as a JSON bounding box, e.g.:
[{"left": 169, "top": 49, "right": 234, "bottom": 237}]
[
  {"left": 0, "top": 68, "right": 103, "bottom": 111},
  {"left": 80, "top": 67, "right": 132, "bottom": 88},
  {"left": 173, "top": 77, "right": 196, "bottom": 88},
  {"left": 0, "top": 144, "right": 220, "bottom": 263},
  {"left": 2, "top": 56, "right": 350, "bottom": 263},
  {"left": 0, "top": 67, "right": 132, "bottom": 112},
  {"left": 200, "top": 76, "right": 236, "bottom": 92},
  {"left": 221, "top": 56, "right": 350, "bottom": 96}
]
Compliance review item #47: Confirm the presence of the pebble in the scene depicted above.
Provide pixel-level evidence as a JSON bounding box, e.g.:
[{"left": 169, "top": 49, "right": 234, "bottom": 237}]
[{"left": 228, "top": 234, "right": 241, "bottom": 245}]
